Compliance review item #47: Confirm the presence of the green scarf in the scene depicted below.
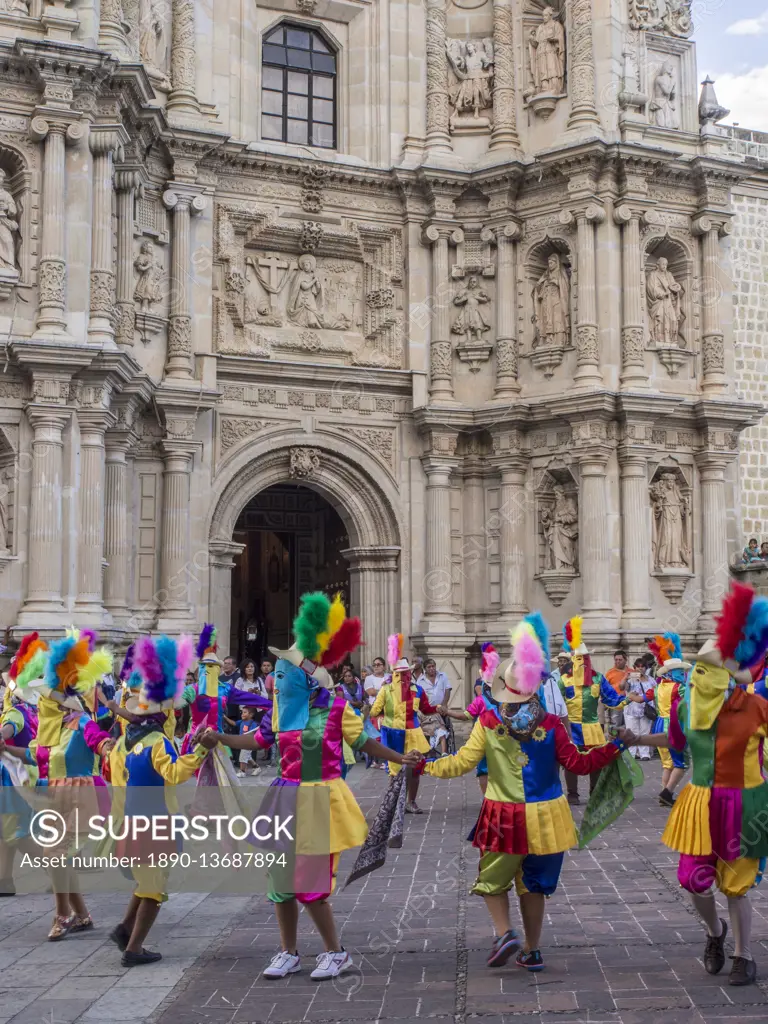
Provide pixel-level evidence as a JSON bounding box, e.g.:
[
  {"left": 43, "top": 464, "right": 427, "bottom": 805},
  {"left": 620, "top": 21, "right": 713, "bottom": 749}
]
[{"left": 577, "top": 750, "right": 644, "bottom": 849}]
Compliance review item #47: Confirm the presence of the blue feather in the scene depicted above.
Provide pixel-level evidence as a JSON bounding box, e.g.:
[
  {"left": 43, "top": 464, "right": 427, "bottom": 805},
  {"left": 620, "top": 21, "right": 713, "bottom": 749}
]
[
  {"left": 44, "top": 636, "right": 76, "bottom": 692},
  {"left": 154, "top": 635, "right": 182, "bottom": 704},
  {"left": 663, "top": 631, "right": 683, "bottom": 661},
  {"left": 734, "top": 597, "right": 768, "bottom": 670},
  {"left": 524, "top": 612, "right": 550, "bottom": 663}
]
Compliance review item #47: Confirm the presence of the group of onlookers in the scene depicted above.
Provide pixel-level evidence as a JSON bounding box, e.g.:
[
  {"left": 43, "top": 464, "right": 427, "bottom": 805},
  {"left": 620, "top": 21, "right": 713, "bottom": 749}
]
[{"left": 742, "top": 538, "right": 768, "bottom": 563}]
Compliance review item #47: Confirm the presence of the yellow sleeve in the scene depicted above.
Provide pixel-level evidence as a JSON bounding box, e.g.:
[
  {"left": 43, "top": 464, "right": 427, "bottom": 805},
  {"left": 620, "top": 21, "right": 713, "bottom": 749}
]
[
  {"left": 370, "top": 686, "right": 386, "bottom": 719},
  {"left": 341, "top": 703, "right": 367, "bottom": 751},
  {"left": 424, "top": 719, "right": 487, "bottom": 778},
  {"left": 151, "top": 737, "right": 206, "bottom": 785}
]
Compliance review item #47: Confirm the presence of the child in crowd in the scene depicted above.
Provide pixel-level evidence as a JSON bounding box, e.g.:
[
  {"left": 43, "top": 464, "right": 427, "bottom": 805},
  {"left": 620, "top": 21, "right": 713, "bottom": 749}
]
[{"left": 236, "top": 706, "right": 261, "bottom": 778}]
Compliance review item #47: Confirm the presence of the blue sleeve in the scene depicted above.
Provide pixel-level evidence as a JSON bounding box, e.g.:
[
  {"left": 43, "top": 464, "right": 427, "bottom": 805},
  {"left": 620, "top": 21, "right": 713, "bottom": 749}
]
[{"left": 599, "top": 675, "right": 626, "bottom": 707}]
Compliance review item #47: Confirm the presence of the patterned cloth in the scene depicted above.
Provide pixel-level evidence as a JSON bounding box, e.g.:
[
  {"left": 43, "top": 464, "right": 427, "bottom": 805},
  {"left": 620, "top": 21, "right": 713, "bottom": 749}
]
[
  {"left": 578, "top": 750, "right": 644, "bottom": 849},
  {"left": 344, "top": 768, "right": 408, "bottom": 887}
]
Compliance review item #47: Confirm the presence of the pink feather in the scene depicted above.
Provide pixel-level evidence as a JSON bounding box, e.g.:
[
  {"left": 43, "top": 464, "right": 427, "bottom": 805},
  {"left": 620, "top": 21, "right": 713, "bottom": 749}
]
[
  {"left": 176, "top": 634, "right": 194, "bottom": 687},
  {"left": 480, "top": 644, "right": 500, "bottom": 685},
  {"left": 513, "top": 631, "right": 545, "bottom": 697},
  {"left": 387, "top": 632, "right": 402, "bottom": 667}
]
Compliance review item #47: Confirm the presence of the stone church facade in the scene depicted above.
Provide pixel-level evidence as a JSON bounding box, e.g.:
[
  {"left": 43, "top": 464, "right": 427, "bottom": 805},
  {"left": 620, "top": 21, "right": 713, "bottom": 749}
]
[{"left": 0, "top": 0, "right": 764, "bottom": 695}]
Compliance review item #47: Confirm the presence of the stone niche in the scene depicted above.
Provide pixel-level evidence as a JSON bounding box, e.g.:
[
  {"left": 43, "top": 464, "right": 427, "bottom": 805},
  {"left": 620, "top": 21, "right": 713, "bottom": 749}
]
[
  {"left": 213, "top": 203, "right": 404, "bottom": 369},
  {"left": 643, "top": 232, "right": 695, "bottom": 379},
  {"left": 522, "top": 235, "right": 574, "bottom": 379},
  {"left": 534, "top": 460, "right": 579, "bottom": 607},
  {"left": 650, "top": 460, "right": 693, "bottom": 604}
]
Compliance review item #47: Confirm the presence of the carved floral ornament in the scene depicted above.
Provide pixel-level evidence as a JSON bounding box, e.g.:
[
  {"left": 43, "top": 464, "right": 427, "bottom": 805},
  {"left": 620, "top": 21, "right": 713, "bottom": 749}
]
[{"left": 289, "top": 446, "right": 321, "bottom": 478}]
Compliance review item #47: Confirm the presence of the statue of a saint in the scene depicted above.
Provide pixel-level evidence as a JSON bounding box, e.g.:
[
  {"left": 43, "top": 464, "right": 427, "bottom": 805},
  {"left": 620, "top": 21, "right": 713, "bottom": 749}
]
[
  {"left": 451, "top": 276, "right": 491, "bottom": 345},
  {"left": 286, "top": 254, "right": 324, "bottom": 329},
  {"left": 542, "top": 485, "right": 579, "bottom": 571},
  {"left": 651, "top": 473, "right": 690, "bottom": 570},
  {"left": 0, "top": 170, "right": 19, "bottom": 276},
  {"left": 133, "top": 240, "right": 164, "bottom": 311},
  {"left": 528, "top": 6, "right": 566, "bottom": 95},
  {"left": 0, "top": 471, "right": 8, "bottom": 553},
  {"left": 446, "top": 38, "right": 494, "bottom": 124},
  {"left": 139, "top": 0, "right": 169, "bottom": 84},
  {"left": 650, "top": 61, "right": 680, "bottom": 129},
  {"left": 646, "top": 256, "right": 683, "bottom": 346},
  {"left": 532, "top": 253, "right": 570, "bottom": 348}
]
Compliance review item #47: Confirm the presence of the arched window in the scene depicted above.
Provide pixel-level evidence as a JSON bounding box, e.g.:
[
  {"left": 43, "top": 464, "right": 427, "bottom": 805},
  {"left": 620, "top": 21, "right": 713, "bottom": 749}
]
[{"left": 261, "top": 24, "right": 336, "bottom": 149}]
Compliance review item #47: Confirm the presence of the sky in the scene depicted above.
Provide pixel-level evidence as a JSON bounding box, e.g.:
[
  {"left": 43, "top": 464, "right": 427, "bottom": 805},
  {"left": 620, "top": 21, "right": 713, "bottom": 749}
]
[{"left": 694, "top": 0, "right": 768, "bottom": 131}]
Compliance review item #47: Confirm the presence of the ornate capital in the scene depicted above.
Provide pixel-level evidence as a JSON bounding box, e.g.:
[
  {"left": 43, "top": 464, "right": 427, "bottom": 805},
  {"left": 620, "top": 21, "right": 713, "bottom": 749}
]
[
  {"left": 88, "top": 124, "right": 128, "bottom": 158},
  {"left": 163, "top": 187, "right": 207, "bottom": 214},
  {"left": 612, "top": 204, "right": 634, "bottom": 226},
  {"left": 584, "top": 203, "right": 606, "bottom": 224}
]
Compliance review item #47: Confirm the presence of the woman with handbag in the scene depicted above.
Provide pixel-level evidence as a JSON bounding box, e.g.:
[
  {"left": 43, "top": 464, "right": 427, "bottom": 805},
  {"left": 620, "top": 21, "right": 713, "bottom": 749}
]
[{"left": 624, "top": 659, "right": 655, "bottom": 759}]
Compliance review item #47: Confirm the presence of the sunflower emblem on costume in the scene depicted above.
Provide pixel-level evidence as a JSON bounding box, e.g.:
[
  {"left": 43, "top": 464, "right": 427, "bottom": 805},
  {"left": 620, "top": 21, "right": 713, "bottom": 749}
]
[
  {"left": 532, "top": 726, "right": 548, "bottom": 743},
  {"left": 515, "top": 752, "right": 529, "bottom": 767}
]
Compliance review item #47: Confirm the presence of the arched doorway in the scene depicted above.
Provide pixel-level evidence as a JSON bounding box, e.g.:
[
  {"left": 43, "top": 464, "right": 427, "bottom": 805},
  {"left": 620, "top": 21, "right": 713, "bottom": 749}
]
[{"left": 228, "top": 483, "right": 351, "bottom": 662}]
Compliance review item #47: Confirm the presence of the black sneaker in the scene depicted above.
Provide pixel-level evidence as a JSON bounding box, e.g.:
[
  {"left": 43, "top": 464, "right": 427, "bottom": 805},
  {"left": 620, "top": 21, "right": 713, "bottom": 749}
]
[
  {"left": 109, "top": 923, "right": 130, "bottom": 952},
  {"left": 704, "top": 919, "right": 728, "bottom": 975},
  {"left": 122, "top": 949, "right": 163, "bottom": 967},
  {"left": 567, "top": 793, "right": 580, "bottom": 806},
  {"left": 659, "top": 788, "right": 676, "bottom": 807},
  {"left": 729, "top": 955, "right": 757, "bottom": 986},
  {"left": 487, "top": 929, "right": 519, "bottom": 967},
  {"left": 516, "top": 949, "right": 545, "bottom": 972}
]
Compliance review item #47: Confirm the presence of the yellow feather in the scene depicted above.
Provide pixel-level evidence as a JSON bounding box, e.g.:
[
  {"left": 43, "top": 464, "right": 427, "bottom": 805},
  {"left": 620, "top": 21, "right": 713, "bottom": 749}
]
[
  {"left": 327, "top": 593, "right": 346, "bottom": 639},
  {"left": 316, "top": 631, "right": 331, "bottom": 656},
  {"left": 510, "top": 621, "right": 536, "bottom": 647},
  {"left": 76, "top": 648, "right": 113, "bottom": 693},
  {"left": 570, "top": 616, "right": 583, "bottom": 651}
]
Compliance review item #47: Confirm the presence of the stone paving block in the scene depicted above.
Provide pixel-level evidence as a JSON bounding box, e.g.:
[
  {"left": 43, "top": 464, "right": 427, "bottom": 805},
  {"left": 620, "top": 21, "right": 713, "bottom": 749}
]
[
  {"left": 78, "top": 984, "right": 175, "bottom": 1021},
  {"left": 7, "top": 998, "right": 94, "bottom": 1024}
]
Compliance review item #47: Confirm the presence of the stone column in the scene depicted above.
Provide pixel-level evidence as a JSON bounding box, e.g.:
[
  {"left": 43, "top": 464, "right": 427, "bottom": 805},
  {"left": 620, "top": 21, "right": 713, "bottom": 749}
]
[
  {"left": 167, "top": 0, "right": 200, "bottom": 119},
  {"left": 18, "top": 407, "right": 70, "bottom": 619},
  {"left": 614, "top": 205, "right": 648, "bottom": 389},
  {"left": 98, "top": 0, "right": 131, "bottom": 55},
  {"left": 489, "top": 0, "right": 520, "bottom": 152},
  {"left": 423, "top": 225, "right": 459, "bottom": 404},
  {"left": 75, "top": 409, "right": 113, "bottom": 622},
  {"left": 88, "top": 127, "right": 123, "bottom": 346},
  {"left": 579, "top": 451, "right": 612, "bottom": 617},
  {"left": 693, "top": 215, "right": 727, "bottom": 394},
  {"left": 494, "top": 222, "right": 521, "bottom": 399},
  {"left": 114, "top": 169, "right": 141, "bottom": 348},
  {"left": 462, "top": 464, "right": 487, "bottom": 621},
  {"left": 566, "top": 0, "right": 601, "bottom": 133},
  {"left": 30, "top": 117, "right": 84, "bottom": 335},
  {"left": 342, "top": 546, "right": 401, "bottom": 664},
  {"left": 422, "top": 459, "right": 455, "bottom": 620},
  {"left": 618, "top": 451, "right": 652, "bottom": 624},
  {"left": 424, "top": 0, "right": 452, "bottom": 156},
  {"left": 209, "top": 539, "right": 246, "bottom": 652},
  {"left": 163, "top": 187, "right": 205, "bottom": 380},
  {"left": 573, "top": 205, "right": 604, "bottom": 387},
  {"left": 103, "top": 433, "right": 133, "bottom": 624},
  {"left": 696, "top": 453, "right": 730, "bottom": 624},
  {"left": 498, "top": 460, "right": 528, "bottom": 617},
  {"left": 156, "top": 440, "right": 196, "bottom": 631}
]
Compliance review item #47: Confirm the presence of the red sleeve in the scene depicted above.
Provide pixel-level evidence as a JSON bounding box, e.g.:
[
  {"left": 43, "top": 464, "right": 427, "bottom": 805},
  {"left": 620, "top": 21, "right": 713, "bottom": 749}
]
[
  {"left": 553, "top": 718, "right": 620, "bottom": 774},
  {"left": 417, "top": 687, "right": 439, "bottom": 716}
]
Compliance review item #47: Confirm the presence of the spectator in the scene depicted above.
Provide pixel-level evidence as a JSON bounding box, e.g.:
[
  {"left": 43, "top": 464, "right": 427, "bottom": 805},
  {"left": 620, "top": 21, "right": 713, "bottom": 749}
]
[
  {"left": 239, "top": 659, "right": 263, "bottom": 695},
  {"left": 743, "top": 538, "right": 762, "bottom": 563},
  {"left": 624, "top": 658, "right": 654, "bottom": 760},
  {"left": 420, "top": 659, "right": 452, "bottom": 756},
  {"left": 549, "top": 652, "right": 571, "bottom": 687},
  {"left": 363, "top": 656, "right": 388, "bottom": 769},
  {"left": 221, "top": 655, "right": 242, "bottom": 767},
  {"left": 257, "top": 658, "right": 275, "bottom": 696},
  {"left": 236, "top": 706, "right": 261, "bottom": 778},
  {"left": 605, "top": 650, "right": 630, "bottom": 692},
  {"left": 761, "top": 542, "right": 768, "bottom": 561},
  {"left": 411, "top": 657, "right": 425, "bottom": 684}
]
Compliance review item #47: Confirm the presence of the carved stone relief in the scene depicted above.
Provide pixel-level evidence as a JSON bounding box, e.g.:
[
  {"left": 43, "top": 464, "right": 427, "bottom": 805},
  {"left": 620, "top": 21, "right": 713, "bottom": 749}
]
[
  {"left": 524, "top": 5, "right": 566, "bottom": 119},
  {"left": 650, "top": 464, "right": 692, "bottom": 602},
  {"left": 452, "top": 275, "right": 492, "bottom": 371},
  {"left": 628, "top": 0, "right": 693, "bottom": 38},
  {"left": 289, "top": 447, "right": 321, "bottom": 479},
  {"left": 529, "top": 249, "right": 571, "bottom": 377},
  {"left": 650, "top": 61, "right": 680, "bottom": 129},
  {"left": 445, "top": 38, "right": 494, "bottom": 131}
]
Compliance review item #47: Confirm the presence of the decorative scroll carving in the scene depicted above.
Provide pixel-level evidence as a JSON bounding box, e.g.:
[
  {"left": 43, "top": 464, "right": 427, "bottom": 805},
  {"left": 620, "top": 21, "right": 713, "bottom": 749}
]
[
  {"left": 38, "top": 259, "right": 65, "bottom": 306},
  {"left": 301, "top": 165, "right": 327, "bottom": 214},
  {"left": 446, "top": 38, "right": 494, "bottom": 129},
  {"left": 629, "top": 0, "right": 693, "bottom": 38},
  {"left": 90, "top": 270, "right": 114, "bottom": 314},
  {"left": 702, "top": 333, "right": 725, "bottom": 373},
  {"left": 567, "top": 0, "right": 600, "bottom": 129},
  {"left": 168, "top": 315, "right": 192, "bottom": 356}
]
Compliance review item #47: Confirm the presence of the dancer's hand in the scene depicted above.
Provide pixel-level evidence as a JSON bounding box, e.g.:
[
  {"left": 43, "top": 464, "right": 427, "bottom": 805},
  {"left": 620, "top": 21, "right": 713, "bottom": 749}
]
[
  {"left": 199, "top": 729, "right": 219, "bottom": 750},
  {"left": 617, "top": 727, "right": 637, "bottom": 746},
  {"left": 402, "top": 750, "right": 425, "bottom": 767}
]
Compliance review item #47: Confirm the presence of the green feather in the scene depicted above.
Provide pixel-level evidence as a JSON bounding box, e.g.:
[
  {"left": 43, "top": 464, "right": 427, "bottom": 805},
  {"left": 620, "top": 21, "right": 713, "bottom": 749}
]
[
  {"left": 16, "top": 648, "right": 48, "bottom": 689},
  {"left": 293, "top": 592, "right": 331, "bottom": 661}
]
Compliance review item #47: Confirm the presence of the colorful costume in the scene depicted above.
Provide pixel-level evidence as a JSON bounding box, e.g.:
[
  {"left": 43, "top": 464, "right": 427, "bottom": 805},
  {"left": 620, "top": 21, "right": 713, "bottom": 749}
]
[
  {"left": 461, "top": 644, "right": 502, "bottom": 778},
  {"left": 648, "top": 634, "right": 690, "bottom": 772},
  {"left": 370, "top": 633, "right": 435, "bottom": 775},
  {"left": 559, "top": 618, "right": 626, "bottom": 748}
]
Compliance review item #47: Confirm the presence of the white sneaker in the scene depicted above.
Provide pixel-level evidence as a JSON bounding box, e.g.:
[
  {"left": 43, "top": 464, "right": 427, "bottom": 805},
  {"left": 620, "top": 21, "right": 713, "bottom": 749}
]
[
  {"left": 310, "top": 950, "right": 353, "bottom": 980},
  {"left": 236, "top": 770, "right": 246, "bottom": 778},
  {"left": 251, "top": 765, "right": 262, "bottom": 776},
  {"left": 263, "top": 951, "right": 301, "bottom": 978}
]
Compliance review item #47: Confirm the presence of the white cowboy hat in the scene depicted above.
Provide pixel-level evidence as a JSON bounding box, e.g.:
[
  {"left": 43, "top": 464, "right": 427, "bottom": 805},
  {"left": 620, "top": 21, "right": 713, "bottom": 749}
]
[
  {"left": 490, "top": 658, "right": 519, "bottom": 704},
  {"left": 392, "top": 657, "right": 413, "bottom": 673},
  {"left": 12, "top": 677, "right": 45, "bottom": 707},
  {"left": 695, "top": 638, "right": 752, "bottom": 686},
  {"left": 660, "top": 657, "right": 692, "bottom": 675}
]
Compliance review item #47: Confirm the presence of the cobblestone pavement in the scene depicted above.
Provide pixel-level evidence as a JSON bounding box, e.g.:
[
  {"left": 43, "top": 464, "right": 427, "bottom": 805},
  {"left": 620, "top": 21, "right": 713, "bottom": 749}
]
[{"left": 3, "top": 759, "right": 768, "bottom": 1023}]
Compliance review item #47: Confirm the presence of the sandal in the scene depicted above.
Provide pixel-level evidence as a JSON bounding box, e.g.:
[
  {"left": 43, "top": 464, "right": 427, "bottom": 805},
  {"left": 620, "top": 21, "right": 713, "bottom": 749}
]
[
  {"left": 70, "top": 914, "right": 94, "bottom": 933},
  {"left": 48, "top": 914, "right": 75, "bottom": 942}
]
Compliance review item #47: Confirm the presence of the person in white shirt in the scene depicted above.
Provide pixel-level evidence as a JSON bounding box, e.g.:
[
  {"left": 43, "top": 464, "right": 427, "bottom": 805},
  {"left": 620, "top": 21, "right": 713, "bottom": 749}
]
[
  {"left": 363, "top": 656, "right": 389, "bottom": 768},
  {"left": 624, "top": 658, "right": 654, "bottom": 760},
  {"left": 420, "top": 658, "right": 453, "bottom": 755}
]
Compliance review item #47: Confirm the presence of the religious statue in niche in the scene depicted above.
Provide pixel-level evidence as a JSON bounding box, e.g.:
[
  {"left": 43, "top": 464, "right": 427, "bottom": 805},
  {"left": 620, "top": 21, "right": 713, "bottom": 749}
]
[
  {"left": 532, "top": 253, "right": 570, "bottom": 349},
  {"left": 445, "top": 38, "right": 494, "bottom": 129},
  {"left": 646, "top": 257, "right": 684, "bottom": 346},
  {"left": 138, "top": 0, "right": 170, "bottom": 86},
  {"left": 650, "top": 62, "right": 680, "bottom": 129},
  {"left": 133, "top": 240, "right": 164, "bottom": 311},
  {"left": 540, "top": 484, "right": 579, "bottom": 572},
  {"left": 650, "top": 472, "right": 691, "bottom": 570},
  {"left": 0, "top": 0, "right": 30, "bottom": 14},
  {"left": 0, "top": 169, "right": 20, "bottom": 284},
  {"left": 451, "top": 276, "right": 491, "bottom": 346},
  {"left": 528, "top": 6, "right": 566, "bottom": 97},
  {"left": 286, "top": 254, "right": 324, "bottom": 328},
  {"left": 0, "top": 470, "right": 8, "bottom": 553}
]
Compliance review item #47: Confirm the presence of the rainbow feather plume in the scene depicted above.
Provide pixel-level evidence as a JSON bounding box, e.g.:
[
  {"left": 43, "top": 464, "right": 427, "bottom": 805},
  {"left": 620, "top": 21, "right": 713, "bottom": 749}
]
[
  {"left": 513, "top": 630, "right": 546, "bottom": 697},
  {"left": 153, "top": 635, "right": 187, "bottom": 706},
  {"left": 119, "top": 643, "right": 135, "bottom": 682},
  {"left": 196, "top": 624, "right": 216, "bottom": 660},
  {"left": 293, "top": 592, "right": 332, "bottom": 662},
  {"left": 15, "top": 647, "right": 48, "bottom": 689},
  {"left": 45, "top": 636, "right": 90, "bottom": 694},
  {"left": 563, "top": 616, "right": 582, "bottom": 652},
  {"left": 135, "top": 635, "right": 164, "bottom": 703},
  {"left": 9, "top": 633, "right": 41, "bottom": 680},
  {"left": 524, "top": 612, "right": 550, "bottom": 663},
  {"left": 733, "top": 595, "right": 768, "bottom": 671},
  {"left": 480, "top": 642, "right": 500, "bottom": 685},
  {"left": 322, "top": 618, "right": 362, "bottom": 667},
  {"left": 387, "top": 632, "right": 403, "bottom": 668},
  {"left": 716, "top": 583, "right": 755, "bottom": 662}
]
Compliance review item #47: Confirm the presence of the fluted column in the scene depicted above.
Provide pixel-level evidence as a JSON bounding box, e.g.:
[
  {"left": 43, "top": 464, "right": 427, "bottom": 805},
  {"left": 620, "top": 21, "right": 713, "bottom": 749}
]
[
  {"left": 619, "top": 451, "right": 652, "bottom": 624},
  {"left": 163, "top": 187, "right": 205, "bottom": 380},
  {"left": 114, "top": 169, "right": 141, "bottom": 348},
  {"left": 98, "top": 0, "right": 131, "bottom": 55},
  {"left": 75, "top": 410, "right": 113, "bottom": 621},
  {"left": 693, "top": 215, "right": 727, "bottom": 394},
  {"left": 30, "top": 117, "right": 84, "bottom": 336},
  {"left": 579, "top": 451, "right": 612, "bottom": 617},
  {"left": 498, "top": 460, "right": 528, "bottom": 617},
  {"left": 156, "top": 441, "right": 196, "bottom": 630},
  {"left": 489, "top": 0, "right": 520, "bottom": 152},
  {"left": 422, "top": 459, "right": 455, "bottom": 620},
  {"left": 209, "top": 539, "right": 246, "bottom": 654},
  {"left": 614, "top": 205, "right": 648, "bottom": 389},
  {"left": 696, "top": 453, "right": 729, "bottom": 625},
  {"left": 18, "top": 408, "right": 70, "bottom": 620},
  {"left": 423, "top": 225, "right": 459, "bottom": 404},
  {"left": 494, "top": 222, "right": 521, "bottom": 399},
  {"left": 462, "top": 465, "right": 487, "bottom": 622},
  {"left": 104, "top": 434, "right": 132, "bottom": 623},
  {"left": 167, "top": 0, "right": 200, "bottom": 119},
  {"left": 88, "top": 127, "right": 124, "bottom": 346},
  {"left": 424, "top": 0, "right": 451, "bottom": 155},
  {"left": 573, "top": 205, "right": 604, "bottom": 387},
  {"left": 566, "top": 0, "right": 601, "bottom": 133},
  {"left": 342, "top": 547, "right": 400, "bottom": 666}
]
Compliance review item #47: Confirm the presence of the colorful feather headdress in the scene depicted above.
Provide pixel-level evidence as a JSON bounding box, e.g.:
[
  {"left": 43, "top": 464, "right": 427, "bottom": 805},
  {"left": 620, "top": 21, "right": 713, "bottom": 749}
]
[
  {"left": 9, "top": 632, "right": 48, "bottom": 687},
  {"left": 291, "top": 592, "right": 362, "bottom": 670},
  {"left": 44, "top": 631, "right": 113, "bottom": 700},
  {"left": 715, "top": 583, "right": 768, "bottom": 672},
  {"left": 479, "top": 642, "right": 500, "bottom": 686},
  {"left": 647, "top": 632, "right": 682, "bottom": 667},
  {"left": 135, "top": 634, "right": 194, "bottom": 713},
  {"left": 562, "top": 616, "right": 584, "bottom": 655},
  {"left": 119, "top": 643, "right": 135, "bottom": 683},
  {"left": 196, "top": 623, "right": 221, "bottom": 666},
  {"left": 509, "top": 615, "right": 548, "bottom": 695}
]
